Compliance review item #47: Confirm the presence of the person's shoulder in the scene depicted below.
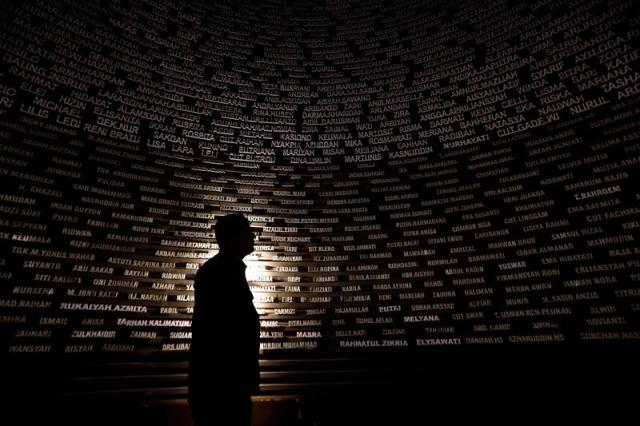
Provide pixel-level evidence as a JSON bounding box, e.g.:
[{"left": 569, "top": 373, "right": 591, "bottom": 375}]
[
  {"left": 195, "top": 254, "right": 222, "bottom": 277},
  {"left": 201, "top": 254, "right": 222, "bottom": 267}
]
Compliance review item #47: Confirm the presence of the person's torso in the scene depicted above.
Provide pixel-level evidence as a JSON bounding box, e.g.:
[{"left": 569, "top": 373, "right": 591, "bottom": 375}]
[{"left": 190, "top": 254, "right": 260, "bottom": 360}]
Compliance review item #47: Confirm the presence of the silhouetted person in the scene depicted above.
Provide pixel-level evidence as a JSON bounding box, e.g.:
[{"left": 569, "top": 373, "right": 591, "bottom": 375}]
[{"left": 188, "top": 213, "right": 259, "bottom": 426}]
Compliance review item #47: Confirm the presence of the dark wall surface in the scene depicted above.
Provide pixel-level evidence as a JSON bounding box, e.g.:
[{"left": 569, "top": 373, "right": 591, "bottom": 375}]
[{"left": 0, "top": 0, "right": 638, "bottom": 403}]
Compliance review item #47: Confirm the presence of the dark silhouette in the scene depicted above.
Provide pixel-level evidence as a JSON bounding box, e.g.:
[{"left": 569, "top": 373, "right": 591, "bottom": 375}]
[{"left": 188, "top": 213, "right": 260, "bottom": 426}]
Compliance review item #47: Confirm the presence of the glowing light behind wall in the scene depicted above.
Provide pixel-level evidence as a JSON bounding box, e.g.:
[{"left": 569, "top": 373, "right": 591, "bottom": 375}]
[{"left": 245, "top": 259, "right": 269, "bottom": 284}]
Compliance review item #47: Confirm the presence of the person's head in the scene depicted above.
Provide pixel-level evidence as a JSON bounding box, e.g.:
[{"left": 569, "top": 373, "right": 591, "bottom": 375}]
[{"left": 214, "top": 213, "right": 255, "bottom": 258}]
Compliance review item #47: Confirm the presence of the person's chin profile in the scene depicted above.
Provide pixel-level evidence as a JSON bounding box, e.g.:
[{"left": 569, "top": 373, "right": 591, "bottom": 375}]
[{"left": 242, "top": 242, "right": 254, "bottom": 257}]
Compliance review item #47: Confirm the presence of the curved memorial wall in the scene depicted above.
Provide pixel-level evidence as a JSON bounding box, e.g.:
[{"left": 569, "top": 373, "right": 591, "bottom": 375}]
[{"left": 1, "top": 0, "right": 639, "bottom": 398}]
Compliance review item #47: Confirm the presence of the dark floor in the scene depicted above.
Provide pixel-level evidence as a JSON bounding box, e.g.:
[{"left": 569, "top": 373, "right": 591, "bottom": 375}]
[{"left": 5, "top": 385, "right": 635, "bottom": 426}]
